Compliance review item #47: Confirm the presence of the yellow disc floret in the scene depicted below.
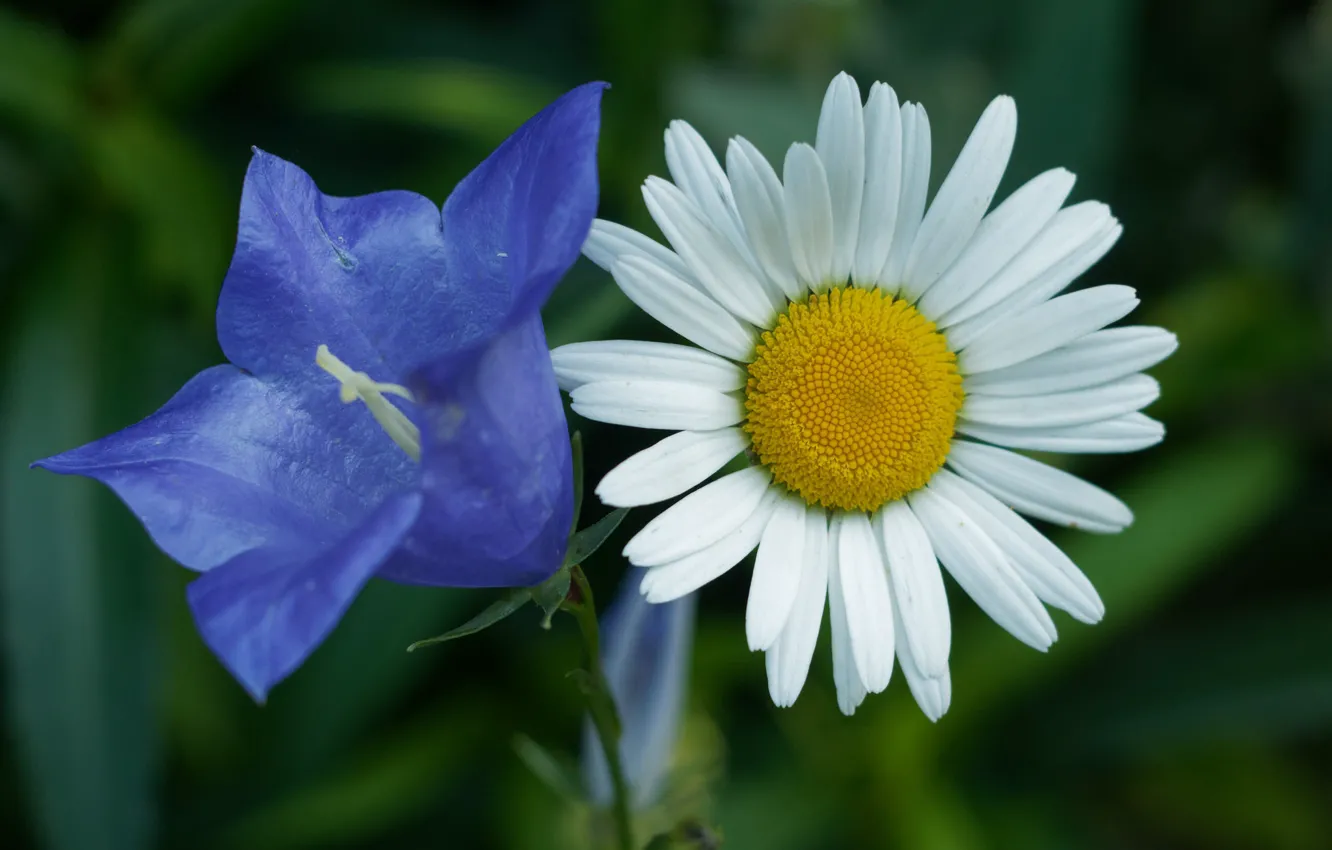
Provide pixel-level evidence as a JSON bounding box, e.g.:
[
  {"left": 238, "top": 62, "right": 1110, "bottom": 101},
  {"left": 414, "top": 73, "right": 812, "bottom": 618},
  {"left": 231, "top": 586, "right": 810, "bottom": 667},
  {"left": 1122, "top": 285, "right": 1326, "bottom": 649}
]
[{"left": 744, "top": 287, "right": 964, "bottom": 512}]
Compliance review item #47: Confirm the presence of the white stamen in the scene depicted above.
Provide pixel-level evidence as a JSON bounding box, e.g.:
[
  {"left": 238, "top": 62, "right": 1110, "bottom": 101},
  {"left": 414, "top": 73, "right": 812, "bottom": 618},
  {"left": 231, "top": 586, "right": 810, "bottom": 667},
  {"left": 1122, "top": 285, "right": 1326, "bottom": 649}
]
[{"left": 315, "top": 345, "right": 421, "bottom": 461}]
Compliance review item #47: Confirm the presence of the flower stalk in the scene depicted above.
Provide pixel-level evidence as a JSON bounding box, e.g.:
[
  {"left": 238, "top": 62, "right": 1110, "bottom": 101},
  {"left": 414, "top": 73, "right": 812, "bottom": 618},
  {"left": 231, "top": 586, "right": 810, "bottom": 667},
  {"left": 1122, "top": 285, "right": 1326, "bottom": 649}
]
[{"left": 565, "top": 564, "right": 636, "bottom": 850}]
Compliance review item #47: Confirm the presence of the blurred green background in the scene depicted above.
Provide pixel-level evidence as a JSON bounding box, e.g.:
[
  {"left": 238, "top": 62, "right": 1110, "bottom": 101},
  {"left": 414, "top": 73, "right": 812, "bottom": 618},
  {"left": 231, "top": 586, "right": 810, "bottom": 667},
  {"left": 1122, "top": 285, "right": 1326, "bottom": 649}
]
[{"left": 2, "top": 0, "right": 1330, "bottom": 847}]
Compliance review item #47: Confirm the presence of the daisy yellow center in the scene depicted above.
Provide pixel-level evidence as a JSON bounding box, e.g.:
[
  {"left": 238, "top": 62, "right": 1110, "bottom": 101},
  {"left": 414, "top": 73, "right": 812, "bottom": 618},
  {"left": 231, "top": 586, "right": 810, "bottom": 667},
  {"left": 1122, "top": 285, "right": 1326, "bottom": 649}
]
[
  {"left": 743, "top": 287, "right": 964, "bottom": 512},
  {"left": 315, "top": 345, "right": 421, "bottom": 461}
]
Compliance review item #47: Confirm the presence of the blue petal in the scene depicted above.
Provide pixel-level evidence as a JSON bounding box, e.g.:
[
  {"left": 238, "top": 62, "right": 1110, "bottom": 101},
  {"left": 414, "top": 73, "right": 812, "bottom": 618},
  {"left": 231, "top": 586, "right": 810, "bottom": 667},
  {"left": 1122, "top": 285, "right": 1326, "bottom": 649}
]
[
  {"left": 440, "top": 80, "right": 606, "bottom": 322},
  {"left": 215, "top": 81, "right": 604, "bottom": 390},
  {"left": 34, "top": 365, "right": 414, "bottom": 571},
  {"left": 384, "top": 314, "right": 572, "bottom": 587},
  {"left": 214, "top": 152, "right": 475, "bottom": 384},
  {"left": 187, "top": 490, "right": 422, "bottom": 700},
  {"left": 584, "top": 582, "right": 696, "bottom": 809}
]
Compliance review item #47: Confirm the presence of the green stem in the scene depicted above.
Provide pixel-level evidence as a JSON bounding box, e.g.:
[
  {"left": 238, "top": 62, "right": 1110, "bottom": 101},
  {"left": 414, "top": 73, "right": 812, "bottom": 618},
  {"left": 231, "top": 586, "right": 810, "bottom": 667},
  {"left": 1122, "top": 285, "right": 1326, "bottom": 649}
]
[{"left": 567, "top": 565, "right": 636, "bottom": 850}]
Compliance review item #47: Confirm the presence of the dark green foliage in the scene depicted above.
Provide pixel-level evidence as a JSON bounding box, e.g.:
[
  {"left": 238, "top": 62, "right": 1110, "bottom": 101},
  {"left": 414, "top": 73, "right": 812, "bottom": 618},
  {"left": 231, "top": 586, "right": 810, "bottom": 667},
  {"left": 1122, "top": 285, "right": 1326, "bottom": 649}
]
[{"left": 1, "top": 0, "right": 1329, "bottom": 848}]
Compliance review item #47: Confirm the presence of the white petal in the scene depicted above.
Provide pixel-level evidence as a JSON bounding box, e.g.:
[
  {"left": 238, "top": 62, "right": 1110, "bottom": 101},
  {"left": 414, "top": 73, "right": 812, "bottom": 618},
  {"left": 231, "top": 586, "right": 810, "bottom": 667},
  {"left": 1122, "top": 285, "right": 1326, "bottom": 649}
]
[
  {"left": 901, "top": 96, "right": 1017, "bottom": 302},
  {"left": 597, "top": 428, "right": 750, "bottom": 508},
  {"left": 853, "top": 82, "right": 902, "bottom": 287},
  {"left": 956, "top": 413, "right": 1165, "bottom": 454},
  {"left": 643, "top": 177, "right": 780, "bottom": 327},
  {"left": 746, "top": 493, "right": 807, "bottom": 651},
  {"left": 765, "top": 506, "right": 829, "bottom": 707},
  {"left": 893, "top": 593, "right": 952, "bottom": 722},
  {"left": 610, "top": 256, "right": 758, "bottom": 362},
  {"left": 583, "top": 218, "right": 693, "bottom": 282},
  {"left": 874, "top": 500, "right": 949, "bottom": 678},
  {"left": 964, "top": 327, "right": 1179, "bottom": 396},
  {"left": 623, "top": 466, "right": 773, "bottom": 566},
  {"left": 917, "top": 168, "right": 1075, "bottom": 320},
  {"left": 946, "top": 440, "right": 1133, "bottom": 533},
  {"left": 816, "top": 72, "right": 865, "bottom": 285},
  {"left": 664, "top": 121, "right": 753, "bottom": 264},
  {"left": 879, "top": 103, "right": 931, "bottom": 288},
  {"left": 941, "top": 201, "right": 1117, "bottom": 329},
  {"left": 949, "top": 224, "right": 1125, "bottom": 351},
  {"left": 551, "top": 340, "right": 747, "bottom": 393},
  {"left": 640, "top": 488, "right": 779, "bottom": 603},
  {"left": 826, "top": 517, "right": 868, "bottom": 715},
  {"left": 783, "top": 142, "right": 837, "bottom": 290},
  {"left": 908, "top": 485, "right": 1057, "bottom": 651},
  {"left": 727, "top": 137, "right": 803, "bottom": 301},
  {"left": 931, "top": 470, "right": 1103, "bottom": 623},
  {"left": 1002, "top": 221, "right": 1122, "bottom": 318},
  {"left": 571, "top": 379, "right": 744, "bottom": 432},
  {"left": 834, "top": 512, "right": 895, "bottom": 693},
  {"left": 960, "top": 374, "right": 1160, "bottom": 429},
  {"left": 958, "top": 284, "right": 1139, "bottom": 375}
]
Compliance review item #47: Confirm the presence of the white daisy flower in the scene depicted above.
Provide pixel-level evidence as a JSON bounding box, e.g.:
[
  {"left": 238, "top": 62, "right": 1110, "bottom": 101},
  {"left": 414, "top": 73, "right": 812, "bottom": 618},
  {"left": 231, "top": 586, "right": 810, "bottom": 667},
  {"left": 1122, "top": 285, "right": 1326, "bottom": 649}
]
[{"left": 555, "top": 72, "right": 1177, "bottom": 719}]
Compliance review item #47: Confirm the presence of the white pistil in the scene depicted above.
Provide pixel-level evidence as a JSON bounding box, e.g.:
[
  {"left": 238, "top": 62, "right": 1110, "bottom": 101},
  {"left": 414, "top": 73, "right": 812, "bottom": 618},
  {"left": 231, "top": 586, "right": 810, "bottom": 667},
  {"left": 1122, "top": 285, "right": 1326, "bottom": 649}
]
[{"left": 315, "top": 345, "right": 421, "bottom": 461}]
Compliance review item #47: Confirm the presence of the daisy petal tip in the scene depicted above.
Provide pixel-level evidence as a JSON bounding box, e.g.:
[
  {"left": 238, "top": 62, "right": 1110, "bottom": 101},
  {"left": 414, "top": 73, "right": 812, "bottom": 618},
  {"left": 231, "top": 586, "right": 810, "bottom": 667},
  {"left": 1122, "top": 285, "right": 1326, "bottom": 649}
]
[
  {"left": 784, "top": 141, "right": 817, "bottom": 165},
  {"left": 746, "top": 619, "right": 778, "bottom": 653},
  {"left": 1048, "top": 166, "right": 1077, "bottom": 192},
  {"left": 767, "top": 679, "right": 797, "bottom": 709},
  {"left": 827, "top": 71, "right": 860, "bottom": 99},
  {"left": 641, "top": 175, "right": 671, "bottom": 198},
  {"left": 1071, "top": 605, "right": 1105, "bottom": 626},
  {"left": 592, "top": 484, "right": 634, "bottom": 510},
  {"left": 981, "top": 94, "right": 1018, "bottom": 130},
  {"left": 867, "top": 80, "right": 897, "bottom": 99},
  {"left": 1105, "top": 502, "right": 1135, "bottom": 531},
  {"left": 919, "top": 681, "right": 951, "bottom": 722}
]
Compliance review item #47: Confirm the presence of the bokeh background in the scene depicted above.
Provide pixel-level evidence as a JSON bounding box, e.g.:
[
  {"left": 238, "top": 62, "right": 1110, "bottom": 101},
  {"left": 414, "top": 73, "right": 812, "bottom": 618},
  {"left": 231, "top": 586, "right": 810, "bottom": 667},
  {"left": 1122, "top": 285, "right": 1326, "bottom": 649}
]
[{"left": 2, "top": 0, "right": 1330, "bottom": 847}]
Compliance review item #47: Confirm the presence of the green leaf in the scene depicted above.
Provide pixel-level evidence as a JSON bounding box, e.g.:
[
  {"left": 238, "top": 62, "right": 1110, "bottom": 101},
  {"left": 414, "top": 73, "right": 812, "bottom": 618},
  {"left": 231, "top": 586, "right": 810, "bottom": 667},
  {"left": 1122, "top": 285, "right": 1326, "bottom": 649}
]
[
  {"left": 1030, "top": 596, "right": 1332, "bottom": 762},
  {"left": 1145, "top": 273, "right": 1321, "bottom": 422},
  {"left": 88, "top": 107, "right": 231, "bottom": 317},
  {"left": 406, "top": 589, "right": 531, "bottom": 651},
  {"left": 0, "top": 8, "right": 81, "bottom": 133},
  {"left": 565, "top": 508, "right": 631, "bottom": 568},
  {"left": 512, "top": 734, "right": 584, "bottom": 802},
  {"left": 1118, "top": 745, "right": 1329, "bottom": 850},
  {"left": 98, "top": 0, "right": 303, "bottom": 104},
  {"left": 1002, "top": 0, "right": 1131, "bottom": 187},
  {"left": 1, "top": 229, "right": 161, "bottom": 850},
  {"left": 292, "top": 61, "right": 560, "bottom": 146},
  {"left": 532, "top": 567, "right": 572, "bottom": 630},
  {"left": 260, "top": 583, "right": 469, "bottom": 782},
  {"left": 223, "top": 701, "right": 490, "bottom": 850}
]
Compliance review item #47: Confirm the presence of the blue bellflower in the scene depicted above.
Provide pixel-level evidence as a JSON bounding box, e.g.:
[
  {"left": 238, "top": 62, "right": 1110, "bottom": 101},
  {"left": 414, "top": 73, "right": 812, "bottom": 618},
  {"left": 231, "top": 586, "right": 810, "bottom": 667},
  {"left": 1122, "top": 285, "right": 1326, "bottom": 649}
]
[
  {"left": 584, "top": 581, "right": 696, "bottom": 809},
  {"left": 35, "top": 83, "right": 607, "bottom": 700}
]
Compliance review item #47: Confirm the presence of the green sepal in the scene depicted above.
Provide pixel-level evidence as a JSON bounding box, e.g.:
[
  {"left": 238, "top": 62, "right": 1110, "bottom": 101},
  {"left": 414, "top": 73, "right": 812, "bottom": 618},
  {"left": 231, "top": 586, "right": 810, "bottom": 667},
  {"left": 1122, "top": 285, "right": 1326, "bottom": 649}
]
[
  {"left": 564, "top": 507, "right": 630, "bottom": 568},
  {"left": 512, "top": 733, "right": 584, "bottom": 802},
  {"left": 406, "top": 589, "right": 529, "bottom": 651},
  {"left": 408, "top": 432, "right": 625, "bottom": 649},
  {"left": 531, "top": 566, "right": 572, "bottom": 630}
]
